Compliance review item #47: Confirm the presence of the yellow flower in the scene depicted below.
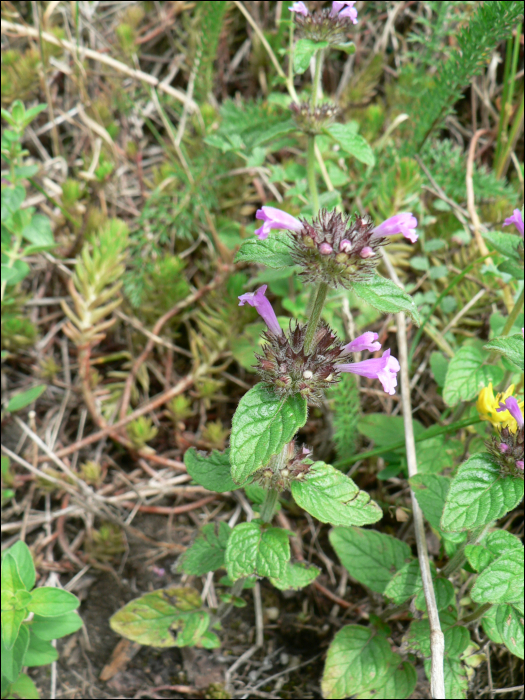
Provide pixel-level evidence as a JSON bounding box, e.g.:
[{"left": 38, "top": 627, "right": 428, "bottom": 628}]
[{"left": 477, "top": 383, "right": 524, "bottom": 432}]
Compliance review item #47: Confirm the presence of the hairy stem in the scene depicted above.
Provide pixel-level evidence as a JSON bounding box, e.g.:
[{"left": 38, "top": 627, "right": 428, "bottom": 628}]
[
  {"left": 307, "top": 136, "right": 320, "bottom": 214},
  {"left": 304, "top": 282, "right": 328, "bottom": 354},
  {"left": 502, "top": 285, "right": 525, "bottom": 337},
  {"left": 260, "top": 488, "right": 280, "bottom": 523}
]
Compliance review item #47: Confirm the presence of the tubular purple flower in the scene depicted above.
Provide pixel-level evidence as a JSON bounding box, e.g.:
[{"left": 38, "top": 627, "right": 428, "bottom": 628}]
[
  {"left": 517, "top": 460, "right": 524, "bottom": 471},
  {"left": 503, "top": 209, "right": 524, "bottom": 237},
  {"left": 499, "top": 443, "right": 510, "bottom": 453},
  {"left": 338, "top": 349, "right": 400, "bottom": 395},
  {"left": 255, "top": 206, "right": 303, "bottom": 240},
  {"left": 319, "top": 242, "right": 333, "bottom": 255},
  {"left": 360, "top": 246, "right": 375, "bottom": 258},
  {"left": 289, "top": 1, "right": 309, "bottom": 15},
  {"left": 372, "top": 213, "right": 418, "bottom": 244},
  {"left": 330, "top": 1, "right": 358, "bottom": 22},
  {"left": 238, "top": 285, "right": 282, "bottom": 336},
  {"left": 497, "top": 397, "right": 524, "bottom": 429},
  {"left": 339, "top": 239, "right": 352, "bottom": 253},
  {"left": 344, "top": 332, "right": 381, "bottom": 353}
]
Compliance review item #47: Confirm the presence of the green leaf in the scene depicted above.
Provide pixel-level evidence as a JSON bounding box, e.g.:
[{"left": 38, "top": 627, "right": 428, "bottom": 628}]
[
  {"left": 9, "top": 672, "right": 39, "bottom": 699},
  {"left": 483, "top": 230, "right": 522, "bottom": 260},
  {"left": 21, "top": 214, "right": 55, "bottom": 248},
  {"left": 498, "top": 258, "right": 524, "bottom": 280},
  {"left": 23, "top": 633, "right": 58, "bottom": 667},
  {"left": 230, "top": 384, "right": 307, "bottom": 484},
  {"left": 440, "top": 453, "right": 524, "bottom": 532},
  {"left": 484, "top": 334, "right": 524, "bottom": 371},
  {"left": 483, "top": 604, "right": 524, "bottom": 659},
  {"left": 293, "top": 39, "right": 328, "bottom": 73},
  {"left": 409, "top": 474, "right": 451, "bottom": 530},
  {"left": 357, "top": 413, "right": 424, "bottom": 446},
  {"left": 1, "top": 553, "right": 26, "bottom": 595},
  {"left": 325, "top": 123, "right": 376, "bottom": 167},
  {"left": 1, "top": 607, "right": 26, "bottom": 651},
  {"left": 408, "top": 618, "right": 469, "bottom": 659},
  {"left": 355, "top": 661, "right": 417, "bottom": 700},
  {"left": 269, "top": 561, "right": 320, "bottom": 590},
  {"left": 416, "top": 437, "right": 454, "bottom": 474},
  {"left": 1, "top": 186, "right": 25, "bottom": 221},
  {"left": 1, "top": 623, "right": 29, "bottom": 682},
  {"left": 109, "top": 586, "right": 202, "bottom": 648},
  {"left": 184, "top": 448, "right": 239, "bottom": 493},
  {"left": 352, "top": 275, "right": 421, "bottom": 326},
  {"left": 6, "top": 385, "right": 47, "bottom": 412},
  {"left": 415, "top": 577, "right": 455, "bottom": 612},
  {"left": 471, "top": 549, "right": 524, "bottom": 605},
  {"left": 27, "top": 588, "right": 79, "bottom": 617},
  {"left": 441, "top": 658, "right": 468, "bottom": 700},
  {"left": 292, "top": 462, "right": 383, "bottom": 527},
  {"left": 329, "top": 527, "right": 412, "bottom": 594},
  {"left": 177, "top": 522, "right": 231, "bottom": 575},
  {"left": 464, "top": 545, "right": 494, "bottom": 573},
  {"left": 224, "top": 522, "right": 290, "bottom": 581},
  {"left": 1, "top": 260, "right": 30, "bottom": 286},
  {"left": 234, "top": 233, "right": 294, "bottom": 269},
  {"left": 321, "top": 625, "right": 394, "bottom": 699},
  {"left": 171, "top": 610, "right": 210, "bottom": 648},
  {"left": 6, "top": 541, "right": 35, "bottom": 591},
  {"left": 31, "top": 611, "right": 83, "bottom": 641},
  {"left": 250, "top": 120, "right": 297, "bottom": 147},
  {"left": 443, "top": 345, "right": 504, "bottom": 406},
  {"left": 383, "top": 560, "right": 423, "bottom": 604}
]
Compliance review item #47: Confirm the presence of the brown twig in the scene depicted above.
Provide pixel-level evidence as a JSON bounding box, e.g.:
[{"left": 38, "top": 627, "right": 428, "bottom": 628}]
[
  {"left": 466, "top": 129, "right": 491, "bottom": 259},
  {"left": 118, "top": 495, "right": 218, "bottom": 515}
]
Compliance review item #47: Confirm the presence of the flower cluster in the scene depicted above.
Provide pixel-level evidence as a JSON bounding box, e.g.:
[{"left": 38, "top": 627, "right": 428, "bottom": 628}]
[
  {"left": 289, "top": 1, "right": 358, "bottom": 44},
  {"left": 238, "top": 285, "right": 400, "bottom": 403},
  {"left": 478, "top": 384, "right": 524, "bottom": 478},
  {"left": 255, "top": 206, "right": 418, "bottom": 288},
  {"left": 252, "top": 442, "right": 312, "bottom": 492},
  {"left": 290, "top": 101, "right": 339, "bottom": 135}
]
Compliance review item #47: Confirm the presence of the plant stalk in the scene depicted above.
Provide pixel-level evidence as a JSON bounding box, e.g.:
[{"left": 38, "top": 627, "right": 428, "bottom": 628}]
[
  {"left": 259, "top": 488, "right": 280, "bottom": 523},
  {"left": 307, "top": 136, "right": 320, "bottom": 214},
  {"left": 502, "top": 285, "right": 525, "bottom": 337},
  {"left": 304, "top": 282, "right": 328, "bottom": 354}
]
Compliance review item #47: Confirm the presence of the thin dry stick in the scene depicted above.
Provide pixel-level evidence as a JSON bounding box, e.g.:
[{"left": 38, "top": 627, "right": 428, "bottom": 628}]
[
  {"left": 119, "top": 273, "right": 225, "bottom": 419},
  {"left": 466, "top": 129, "right": 491, "bottom": 258},
  {"left": 2, "top": 21, "right": 197, "bottom": 111},
  {"left": 382, "top": 251, "right": 445, "bottom": 699}
]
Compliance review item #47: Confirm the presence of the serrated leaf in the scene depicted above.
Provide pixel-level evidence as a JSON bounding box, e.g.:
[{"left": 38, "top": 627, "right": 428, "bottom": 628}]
[
  {"left": 357, "top": 413, "right": 424, "bottom": 446},
  {"left": 408, "top": 619, "right": 469, "bottom": 659},
  {"left": 224, "top": 522, "right": 290, "bottom": 581},
  {"left": 409, "top": 474, "right": 451, "bottom": 530},
  {"left": 464, "top": 545, "right": 494, "bottom": 572},
  {"left": 485, "top": 529, "right": 523, "bottom": 556},
  {"left": 440, "top": 453, "right": 524, "bottom": 532},
  {"left": 270, "top": 561, "right": 320, "bottom": 590},
  {"left": 483, "top": 230, "right": 522, "bottom": 260},
  {"left": 443, "top": 345, "right": 504, "bottom": 406},
  {"left": 184, "top": 448, "right": 239, "bottom": 493},
  {"left": 416, "top": 437, "right": 454, "bottom": 474},
  {"left": 498, "top": 258, "right": 524, "bottom": 280},
  {"left": 250, "top": 119, "right": 297, "bottom": 147},
  {"left": 415, "top": 577, "right": 455, "bottom": 612},
  {"left": 6, "top": 385, "right": 47, "bottom": 412},
  {"left": 178, "top": 522, "right": 231, "bottom": 576},
  {"left": 171, "top": 610, "right": 210, "bottom": 648},
  {"left": 471, "top": 549, "right": 524, "bottom": 605},
  {"left": 325, "top": 123, "right": 376, "bottom": 166},
  {"left": 293, "top": 39, "right": 328, "bottom": 73},
  {"left": 483, "top": 604, "right": 524, "bottom": 659},
  {"left": 321, "top": 625, "right": 395, "bottom": 699},
  {"left": 352, "top": 275, "right": 421, "bottom": 326},
  {"left": 329, "top": 527, "right": 412, "bottom": 594},
  {"left": 355, "top": 661, "right": 417, "bottom": 700},
  {"left": 234, "top": 233, "right": 294, "bottom": 269},
  {"left": 291, "top": 462, "right": 382, "bottom": 527},
  {"left": 484, "top": 334, "right": 524, "bottom": 371},
  {"left": 383, "top": 560, "right": 423, "bottom": 604},
  {"left": 109, "top": 587, "right": 202, "bottom": 648},
  {"left": 230, "top": 384, "right": 307, "bottom": 484}
]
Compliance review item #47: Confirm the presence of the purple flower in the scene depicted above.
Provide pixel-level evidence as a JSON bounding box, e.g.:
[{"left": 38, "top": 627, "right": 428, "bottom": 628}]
[
  {"left": 319, "top": 242, "right": 333, "bottom": 255},
  {"left": 338, "top": 349, "right": 400, "bottom": 395},
  {"left": 330, "top": 1, "right": 358, "bottom": 23},
  {"left": 289, "top": 1, "right": 309, "bottom": 15},
  {"left": 344, "top": 332, "right": 381, "bottom": 353},
  {"left": 499, "top": 443, "right": 510, "bottom": 454},
  {"left": 372, "top": 213, "right": 418, "bottom": 244},
  {"left": 238, "top": 284, "right": 282, "bottom": 336},
  {"left": 339, "top": 239, "right": 352, "bottom": 253},
  {"left": 360, "top": 246, "right": 375, "bottom": 258},
  {"left": 255, "top": 206, "right": 303, "bottom": 240},
  {"left": 497, "top": 396, "right": 524, "bottom": 429},
  {"left": 503, "top": 209, "right": 524, "bottom": 237},
  {"left": 517, "top": 460, "right": 524, "bottom": 471}
]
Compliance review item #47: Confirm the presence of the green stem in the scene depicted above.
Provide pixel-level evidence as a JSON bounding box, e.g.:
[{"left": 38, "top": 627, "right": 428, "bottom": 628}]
[
  {"left": 441, "top": 525, "right": 488, "bottom": 578},
  {"left": 307, "top": 136, "right": 320, "bottom": 214},
  {"left": 311, "top": 49, "right": 323, "bottom": 108},
  {"left": 333, "top": 416, "right": 484, "bottom": 470},
  {"left": 260, "top": 488, "right": 279, "bottom": 523},
  {"left": 502, "top": 285, "right": 525, "bottom": 337},
  {"left": 460, "top": 602, "right": 492, "bottom": 625},
  {"left": 494, "top": 24, "right": 522, "bottom": 168},
  {"left": 495, "top": 87, "right": 524, "bottom": 180},
  {"left": 304, "top": 282, "right": 328, "bottom": 353}
]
